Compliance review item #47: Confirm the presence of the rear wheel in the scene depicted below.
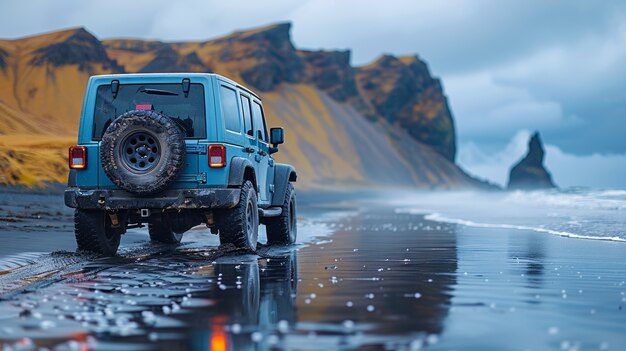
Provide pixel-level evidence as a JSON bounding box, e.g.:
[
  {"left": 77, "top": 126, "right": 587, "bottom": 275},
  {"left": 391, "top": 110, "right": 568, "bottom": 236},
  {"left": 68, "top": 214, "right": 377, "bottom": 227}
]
[
  {"left": 74, "top": 209, "right": 121, "bottom": 256},
  {"left": 218, "top": 181, "right": 259, "bottom": 251},
  {"left": 148, "top": 214, "right": 184, "bottom": 244},
  {"left": 266, "top": 183, "right": 297, "bottom": 245}
]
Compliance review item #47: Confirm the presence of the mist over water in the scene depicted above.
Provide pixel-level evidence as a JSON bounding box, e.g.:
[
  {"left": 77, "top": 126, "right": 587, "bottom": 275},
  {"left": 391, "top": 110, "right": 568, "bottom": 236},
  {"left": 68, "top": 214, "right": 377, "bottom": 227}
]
[{"left": 391, "top": 188, "right": 626, "bottom": 242}]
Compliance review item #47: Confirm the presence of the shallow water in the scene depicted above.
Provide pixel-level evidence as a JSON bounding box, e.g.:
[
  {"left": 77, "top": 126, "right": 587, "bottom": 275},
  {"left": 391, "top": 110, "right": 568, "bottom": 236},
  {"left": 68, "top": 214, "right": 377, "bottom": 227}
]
[{"left": 0, "top": 191, "right": 625, "bottom": 350}]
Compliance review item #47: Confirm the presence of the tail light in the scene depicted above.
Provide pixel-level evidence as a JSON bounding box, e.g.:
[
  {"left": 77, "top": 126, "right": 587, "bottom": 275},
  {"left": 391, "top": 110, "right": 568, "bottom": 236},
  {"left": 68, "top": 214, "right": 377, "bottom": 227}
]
[
  {"left": 69, "top": 146, "right": 87, "bottom": 169},
  {"left": 208, "top": 144, "right": 226, "bottom": 168},
  {"left": 135, "top": 104, "right": 152, "bottom": 110}
]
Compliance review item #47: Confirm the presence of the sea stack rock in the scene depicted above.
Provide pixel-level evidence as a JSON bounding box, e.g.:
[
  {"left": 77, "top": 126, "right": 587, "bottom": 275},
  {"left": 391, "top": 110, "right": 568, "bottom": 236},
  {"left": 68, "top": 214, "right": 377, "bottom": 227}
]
[{"left": 507, "top": 132, "right": 557, "bottom": 190}]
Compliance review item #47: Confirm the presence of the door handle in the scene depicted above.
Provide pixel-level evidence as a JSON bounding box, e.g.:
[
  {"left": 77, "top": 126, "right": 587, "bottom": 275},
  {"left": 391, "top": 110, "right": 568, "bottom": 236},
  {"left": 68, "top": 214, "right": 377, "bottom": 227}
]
[
  {"left": 257, "top": 150, "right": 267, "bottom": 156},
  {"left": 244, "top": 147, "right": 255, "bottom": 153}
]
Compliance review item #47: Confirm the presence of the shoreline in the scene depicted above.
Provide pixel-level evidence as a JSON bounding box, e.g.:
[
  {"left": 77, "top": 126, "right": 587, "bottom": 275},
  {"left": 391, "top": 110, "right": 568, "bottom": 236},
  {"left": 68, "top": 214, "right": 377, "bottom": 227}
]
[{"left": 424, "top": 212, "right": 626, "bottom": 243}]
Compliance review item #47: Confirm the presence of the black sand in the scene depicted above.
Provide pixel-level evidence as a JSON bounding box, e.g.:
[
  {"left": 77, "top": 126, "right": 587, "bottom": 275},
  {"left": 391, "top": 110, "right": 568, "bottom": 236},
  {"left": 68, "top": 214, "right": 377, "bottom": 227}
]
[{"left": 0, "top": 190, "right": 624, "bottom": 350}]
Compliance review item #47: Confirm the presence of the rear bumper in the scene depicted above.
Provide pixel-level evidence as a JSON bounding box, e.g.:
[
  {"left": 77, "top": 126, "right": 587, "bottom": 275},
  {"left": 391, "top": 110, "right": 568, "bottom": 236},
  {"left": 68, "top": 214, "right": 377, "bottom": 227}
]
[{"left": 64, "top": 188, "right": 240, "bottom": 210}]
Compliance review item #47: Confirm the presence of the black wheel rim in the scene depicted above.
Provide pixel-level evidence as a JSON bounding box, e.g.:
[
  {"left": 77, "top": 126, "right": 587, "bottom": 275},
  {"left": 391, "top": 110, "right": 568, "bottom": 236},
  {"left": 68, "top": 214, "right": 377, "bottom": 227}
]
[
  {"left": 120, "top": 131, "right": 161, "bottom": 172},
  {"left": 245, "top": 198, "right": 258, "bottom": 247},
  {"left": 289, "top": 198, "right": 296, "bottom": 240}
]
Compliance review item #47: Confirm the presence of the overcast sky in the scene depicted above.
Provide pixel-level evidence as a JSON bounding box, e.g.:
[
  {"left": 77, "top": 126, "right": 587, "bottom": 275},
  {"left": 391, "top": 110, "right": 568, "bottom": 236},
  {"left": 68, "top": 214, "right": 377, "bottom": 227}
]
[{"left": 1, "top": 0, "right": 624, "bottom": 188}]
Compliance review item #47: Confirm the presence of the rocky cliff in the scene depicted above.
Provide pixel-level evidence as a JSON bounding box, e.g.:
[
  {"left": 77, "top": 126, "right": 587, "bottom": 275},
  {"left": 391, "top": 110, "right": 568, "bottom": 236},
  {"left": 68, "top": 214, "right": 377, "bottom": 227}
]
[
  {"left": 355, "top": 55, "right": 456, "bottom": 161},
  {"left": 508, "top": 132, "right": 557, "bottom": 190},
  {"left": 0, "top": 23, "right": 483, "bottom": 189}
]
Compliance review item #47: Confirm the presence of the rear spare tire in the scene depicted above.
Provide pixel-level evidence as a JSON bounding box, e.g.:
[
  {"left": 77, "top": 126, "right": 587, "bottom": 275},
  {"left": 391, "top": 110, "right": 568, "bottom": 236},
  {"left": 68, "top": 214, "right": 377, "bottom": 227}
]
[{"left": 100, "top": 110, "right": 186, "bottom": 195}]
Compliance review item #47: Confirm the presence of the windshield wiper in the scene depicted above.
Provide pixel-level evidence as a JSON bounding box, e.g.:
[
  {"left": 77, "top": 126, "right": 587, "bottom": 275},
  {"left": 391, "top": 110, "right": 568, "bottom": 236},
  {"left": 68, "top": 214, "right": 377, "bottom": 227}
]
[{"left": 140, "top": 88, "right": 179, "bottom": 96}]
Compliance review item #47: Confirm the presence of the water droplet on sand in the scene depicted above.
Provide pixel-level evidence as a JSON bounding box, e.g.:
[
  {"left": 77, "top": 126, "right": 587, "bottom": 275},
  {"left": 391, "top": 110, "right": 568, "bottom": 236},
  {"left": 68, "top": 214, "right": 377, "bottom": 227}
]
[
  {"left": 426, "top": 334, "right": 438, "bottom": 344},
  {"left": 410, "top": 338, "right": 423, "bottom": 350},
  {"left": 277, "top": 320, "right": 289, "bottom": 333},
  {"left": 251, "top": 331, "right": 263, "bottom": 342}
]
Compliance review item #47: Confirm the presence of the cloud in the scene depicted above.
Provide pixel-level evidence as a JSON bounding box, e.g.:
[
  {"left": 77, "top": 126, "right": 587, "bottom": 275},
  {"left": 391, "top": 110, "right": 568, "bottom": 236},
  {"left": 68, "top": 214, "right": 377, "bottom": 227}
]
[
  {"left": 493, "top": 20, "right": 626, "bottom": 100},
  {"left": 458, "top": 130, "right": 531, "bottom": 186},
  {"left": 0, "top": 0, "right": 301, "bottom": 41},
  {"left": 459, "top": 130, "right": 626, "bottom": 188},
  {"left": 443, "top": 12, "right": 626, "bottom": 155},
  {"left": 544, "top": 146, "right": 626, "bottom": 189},
  {"left": 444, "top": 73, "right": 580, "bottom": 146}
]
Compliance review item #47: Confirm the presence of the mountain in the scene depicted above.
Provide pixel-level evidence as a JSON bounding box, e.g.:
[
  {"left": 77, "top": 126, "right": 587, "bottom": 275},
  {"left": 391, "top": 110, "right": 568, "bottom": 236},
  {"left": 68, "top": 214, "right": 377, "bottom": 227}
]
[
  {"left": 507, "top": 132, "right": 556, "bottom": 190},
  {"left": 355, "top": 55, "right": 456, "bottom": 161},
  {"left": 0, "top": 23, "right": 486, "bottom": 189}
]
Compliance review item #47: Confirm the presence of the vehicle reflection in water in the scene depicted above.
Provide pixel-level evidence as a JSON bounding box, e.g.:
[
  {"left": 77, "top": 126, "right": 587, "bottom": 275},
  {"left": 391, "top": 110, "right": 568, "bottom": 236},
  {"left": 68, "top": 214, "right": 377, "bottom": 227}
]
[
  {"left": 0, "top": 246, "right": 299, "bottom": 351},
  {"left": 0, "top": 210, "right": 459, "bottom": 350},
  {"left": 189, "top": 250, "right": 298, "bottom": 351}
]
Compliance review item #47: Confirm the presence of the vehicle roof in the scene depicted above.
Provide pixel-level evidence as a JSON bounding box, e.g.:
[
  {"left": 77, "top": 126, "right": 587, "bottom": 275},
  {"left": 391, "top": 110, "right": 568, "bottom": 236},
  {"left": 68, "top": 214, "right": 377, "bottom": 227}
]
[{"left": 89, "top": 73, "right": 260, "bottom": 99}]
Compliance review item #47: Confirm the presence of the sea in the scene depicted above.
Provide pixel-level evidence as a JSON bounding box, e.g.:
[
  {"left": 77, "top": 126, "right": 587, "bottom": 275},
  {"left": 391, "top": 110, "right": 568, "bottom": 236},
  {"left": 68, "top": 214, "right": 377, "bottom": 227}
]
[{"left": 390, "top": 188, "right": 626, "bottom": 242}]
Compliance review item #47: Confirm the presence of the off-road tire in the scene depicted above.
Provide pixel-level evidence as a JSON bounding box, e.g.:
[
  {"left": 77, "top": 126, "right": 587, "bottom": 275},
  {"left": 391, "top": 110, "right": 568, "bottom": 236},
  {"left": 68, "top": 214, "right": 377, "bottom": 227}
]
[
  {"left": 217, "top": 181, "right": 259, "bottom": 251},
  {"left": 148, "top": 214, "right": 184, "bottom": 244},
  {"left": 100, "top": 110, "right": 186, "bottom": 195},
  {"left": 266, "top": 183, "right": 297, "bottom": 245},
  {"left": 75, "top": 209, "right": 121, "bottom": 257}
]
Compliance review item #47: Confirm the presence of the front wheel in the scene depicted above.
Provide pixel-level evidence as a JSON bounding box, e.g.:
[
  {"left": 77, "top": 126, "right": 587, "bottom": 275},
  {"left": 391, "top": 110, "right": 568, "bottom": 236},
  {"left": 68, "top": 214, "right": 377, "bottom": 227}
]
[
  {"left": 266, "top": 183, "right": 297, "bottom": 245},
  {"left": 217, "top": 180, "right": 259, "bottom": 251},
  {"left": 74, "top": 209, "right": 121, "bottom": 256}
]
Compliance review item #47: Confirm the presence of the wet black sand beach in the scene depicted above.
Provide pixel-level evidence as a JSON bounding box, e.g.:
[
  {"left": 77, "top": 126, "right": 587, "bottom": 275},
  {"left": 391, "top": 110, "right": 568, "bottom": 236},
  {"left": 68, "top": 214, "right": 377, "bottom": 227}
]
[{"left": 0, "top": 190, "right": 625, "bottom": 350}]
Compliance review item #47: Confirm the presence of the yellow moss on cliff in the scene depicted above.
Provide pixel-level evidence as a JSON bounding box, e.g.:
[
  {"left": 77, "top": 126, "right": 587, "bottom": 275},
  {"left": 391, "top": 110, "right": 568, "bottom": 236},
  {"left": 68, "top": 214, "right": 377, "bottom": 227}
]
[
  {"left": 0, "top": 135, "right": 74, "bottom": 186},
  {"left": 263, "top": 84, "right": 364, "bottom": 185}
]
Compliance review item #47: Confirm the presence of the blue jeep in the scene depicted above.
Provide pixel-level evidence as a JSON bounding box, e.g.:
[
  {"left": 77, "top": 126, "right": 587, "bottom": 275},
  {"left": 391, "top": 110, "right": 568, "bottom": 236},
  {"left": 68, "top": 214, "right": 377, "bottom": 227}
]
[{"left": 64, "top": 73, "right": 297, "bottom": 256}]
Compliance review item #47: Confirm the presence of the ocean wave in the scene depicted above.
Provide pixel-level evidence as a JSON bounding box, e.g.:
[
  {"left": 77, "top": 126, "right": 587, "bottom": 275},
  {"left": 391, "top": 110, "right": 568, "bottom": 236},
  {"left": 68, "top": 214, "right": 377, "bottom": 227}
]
[
  {"left": 424, "top": 212, "right": 626, "bottom": 243},
  {"left": 591, "top": 189, "right": 626, "bottom": 197},
  {"left": 504, "top": 189, "right": 626, "bottom": 211}
]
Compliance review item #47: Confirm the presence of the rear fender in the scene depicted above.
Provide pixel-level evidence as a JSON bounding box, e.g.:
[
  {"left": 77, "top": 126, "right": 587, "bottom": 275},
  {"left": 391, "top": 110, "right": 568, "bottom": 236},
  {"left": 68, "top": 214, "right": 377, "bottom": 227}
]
[
  {"left": 228, "top": 156, "right": 256, "bottom": 189},
  {"left": 271, "top": 164, "right": 297, "bottom": 206}
]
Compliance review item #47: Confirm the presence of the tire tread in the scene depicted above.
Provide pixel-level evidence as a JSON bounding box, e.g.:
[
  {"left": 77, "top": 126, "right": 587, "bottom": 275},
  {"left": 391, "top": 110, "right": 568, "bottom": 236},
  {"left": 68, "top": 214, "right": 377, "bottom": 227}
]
[
  {"left": 218, "top": 181, "right": 257, "bottom": 250},
  {"left": 75, "top": 209, "right": 120, "bottom": 256},
  {"left": 266, "top": 183, "right": 296, "bottom": 244}
]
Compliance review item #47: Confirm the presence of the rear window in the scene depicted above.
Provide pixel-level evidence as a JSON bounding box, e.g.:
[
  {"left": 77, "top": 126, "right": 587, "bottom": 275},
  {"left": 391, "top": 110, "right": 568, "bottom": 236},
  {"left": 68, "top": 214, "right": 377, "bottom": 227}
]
[{"left": 92, "top": 83, "right": 206, "bottom": 139}]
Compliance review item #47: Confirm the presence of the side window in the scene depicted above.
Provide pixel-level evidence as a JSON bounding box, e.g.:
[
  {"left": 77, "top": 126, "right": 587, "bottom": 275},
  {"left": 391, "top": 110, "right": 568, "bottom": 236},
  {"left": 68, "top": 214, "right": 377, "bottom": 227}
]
[
  {"left": 240, "top": 94, "right": 254, "bottom": 137},
  {"left": 252, "top": 101, "right": 269, "bottom": 143},
  {"left": 219, "top": 85, "right": 241, "bottom": 133}
]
